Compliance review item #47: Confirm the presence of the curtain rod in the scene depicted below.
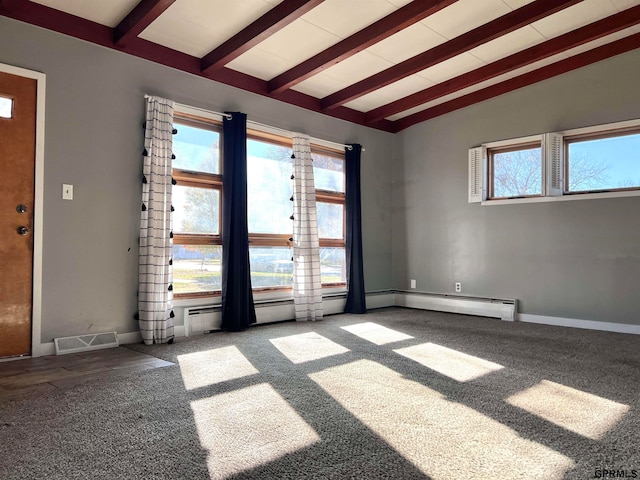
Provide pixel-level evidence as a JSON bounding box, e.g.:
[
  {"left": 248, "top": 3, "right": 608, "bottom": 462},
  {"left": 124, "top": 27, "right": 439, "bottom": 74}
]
[{"left": 145, "top": 95, "right": 364, "bottom": 152}]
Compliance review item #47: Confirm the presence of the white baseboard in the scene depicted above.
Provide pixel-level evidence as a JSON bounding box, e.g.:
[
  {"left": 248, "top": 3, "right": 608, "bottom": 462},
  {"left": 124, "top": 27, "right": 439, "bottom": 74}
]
[
  {"left": 519, "top": 314, "right": 640, "bottom": 335},
  {"left": 395, "top": 292, "right": 516, "bottom": 321},
  {"left": 32, "top": 293, "right": 637, "bottom": 358},
  {"left": 365, "top": 292, "right": 395, "bottom": 310}
]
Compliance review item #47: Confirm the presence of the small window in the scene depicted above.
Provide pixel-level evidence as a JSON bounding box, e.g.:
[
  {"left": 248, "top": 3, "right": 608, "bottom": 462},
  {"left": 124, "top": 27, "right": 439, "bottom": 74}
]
[
  {"left": 565, "top": 130, "right": 640, "bottom": 193},
  {"left": 0, "top": 97, "right": 13, "bottom": 119},
  {"left": 489, "top": 144, "right": 543, "bottom": 199}
]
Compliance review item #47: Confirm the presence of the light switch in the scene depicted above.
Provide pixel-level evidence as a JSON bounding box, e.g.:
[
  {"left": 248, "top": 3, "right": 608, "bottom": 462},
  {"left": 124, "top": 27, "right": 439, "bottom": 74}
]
[{"left": 62, "top": 184, "right": 73, "bottom": 200}]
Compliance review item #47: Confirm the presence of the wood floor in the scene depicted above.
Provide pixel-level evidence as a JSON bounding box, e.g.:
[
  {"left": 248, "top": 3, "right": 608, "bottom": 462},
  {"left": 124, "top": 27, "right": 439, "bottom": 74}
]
[{"left": 0, "top": 347, "right": 173, "bottom": 401}]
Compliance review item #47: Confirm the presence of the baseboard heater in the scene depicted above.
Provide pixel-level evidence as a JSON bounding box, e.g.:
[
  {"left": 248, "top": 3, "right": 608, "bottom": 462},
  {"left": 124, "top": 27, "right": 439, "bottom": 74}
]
[
  {"left": 395, "top": 291, "right": 517, "bottom": 321},
  {"left": 184, "top": 305, "right": 222, "bottom": 336},
  {"left": 54, "top": 332, "right": 119, "bottom": 355}
]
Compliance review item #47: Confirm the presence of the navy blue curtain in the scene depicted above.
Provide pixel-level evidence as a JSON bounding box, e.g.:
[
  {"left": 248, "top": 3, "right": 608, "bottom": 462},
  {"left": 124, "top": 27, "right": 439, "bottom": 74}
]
[
  {"left": 221, "top": 112, "right": 256, "bottom": 331},
  {"left": 344, "top": 144, "right": 366, "bottom": 314}
]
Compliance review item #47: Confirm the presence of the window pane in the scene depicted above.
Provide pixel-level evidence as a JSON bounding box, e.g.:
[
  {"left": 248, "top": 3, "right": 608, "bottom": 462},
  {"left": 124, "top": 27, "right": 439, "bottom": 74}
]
[
  {"left": 568, "top": 133, "right": 640, "bottom": 192},
  {"left": 317, "top": 202, "right": 343, "bottom": 239},
  {"left": 173, "top": 123, "right": 220, "bottom": 174},
  {"left": 173, "top": 186, "right": 220, "bottom": 234},
  {"left": 250, "top": 247, "right": 293, "bottom": 289},
  {"left": 492, "top": 147, "right": 542, "bottom": 198},
  {"left": 173, "top": 245, "right": 222, "bottom": 294},
  {"left": 320, "top": 247, "right": 346, "bottom": 284},
  {"left": 247, "top": 139, "right": 293, "bottom": 234},
  {"left": 312, "top": 152, "right": 344, "bottom": 192},
  {"left": 0, "top": 97, "right": 12, "bottom": 118}
]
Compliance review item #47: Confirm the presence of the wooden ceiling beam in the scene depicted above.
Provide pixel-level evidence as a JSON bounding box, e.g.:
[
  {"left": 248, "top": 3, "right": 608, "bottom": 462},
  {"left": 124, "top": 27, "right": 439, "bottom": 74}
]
[
  {"left": 366, "top": 5, "right": 640, "bottom": 123},
  {"left": 321, "top": 0, "right": 582, "bottom": 110},
  {"left": 267, "top": 0, "right": 459, "bottom": 94},
  {"left": 201, "top": 0, "right": 324, "bottom": 75},
  {"left": 0, "top": 0, "right": 395, "bottom": 132},
  {"left": 392, "top": 32, "right": 640, "bottom": 132},
  {"left": 114, "top": 0, "right": 176, "bottom": 46}
]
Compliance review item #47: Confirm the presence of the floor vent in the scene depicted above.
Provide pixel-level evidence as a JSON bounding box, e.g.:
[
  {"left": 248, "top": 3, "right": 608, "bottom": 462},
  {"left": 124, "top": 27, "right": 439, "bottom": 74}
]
[{"left": 54, "top": 332, "right": 119, "bottom": 355}]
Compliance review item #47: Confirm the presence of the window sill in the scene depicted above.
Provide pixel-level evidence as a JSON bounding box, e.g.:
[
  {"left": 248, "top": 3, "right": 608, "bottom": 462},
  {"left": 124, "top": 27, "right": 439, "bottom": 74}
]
[
  {"left": 173, "top": 285, "right": 347, "bottom": 309},
  {"left": 482, "top": 188, "right": 640, "bottom": 206}
]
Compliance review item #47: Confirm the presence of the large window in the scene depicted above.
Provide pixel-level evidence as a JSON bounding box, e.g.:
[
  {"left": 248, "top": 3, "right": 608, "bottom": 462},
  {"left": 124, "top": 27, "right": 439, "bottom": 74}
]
[
  {"left": 171, "top": 115, "right": 222, "bottom": 297},
  {"left": 172, "top": 119, "right": 347, "bottom": 298},
  {"left": 247, "top": 131, "right": 346, "bottom": 291}
]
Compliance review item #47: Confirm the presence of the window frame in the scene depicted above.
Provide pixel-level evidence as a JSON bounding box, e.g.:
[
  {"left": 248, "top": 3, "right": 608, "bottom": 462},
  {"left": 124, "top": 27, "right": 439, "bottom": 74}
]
[
  {"left": 488, "top": 141, "right": 543, "bottom": 200},
  {"left": 471, "top": 118, "right": 640, "bottom": 206},
  {"left": 172, "top": 113, "right": 223, "bottom": 299},
  {"left": 563, "top": 126, "right": 640, "bottom": 196},
  {"left": 247, "top": 129, "right": 347, "bottom": 292}
]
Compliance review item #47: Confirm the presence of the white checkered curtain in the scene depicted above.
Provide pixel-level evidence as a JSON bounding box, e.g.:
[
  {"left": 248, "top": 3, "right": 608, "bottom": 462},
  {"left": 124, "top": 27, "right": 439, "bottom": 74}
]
[
  {"left": 292, "top": 133, "right": 323, "bottom": 321},
  {"left": 138, "top": 96, "right": 175, "bottom": 344}
]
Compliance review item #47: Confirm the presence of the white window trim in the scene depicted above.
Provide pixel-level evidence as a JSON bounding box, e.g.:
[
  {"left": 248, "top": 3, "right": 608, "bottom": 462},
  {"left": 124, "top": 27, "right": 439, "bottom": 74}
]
[{"left": 471, "top": 118, "right": 640, "bottom": 206}]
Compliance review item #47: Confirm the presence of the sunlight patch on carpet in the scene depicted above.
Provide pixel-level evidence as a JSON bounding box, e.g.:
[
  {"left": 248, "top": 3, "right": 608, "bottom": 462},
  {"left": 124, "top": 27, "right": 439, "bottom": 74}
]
[
  {"left": 506, "top": 379, "right": 629, "bottom": 440},
  {"left": 310, "top": 360, "right": 574, "bottom": 480},
  {"left": 394, "top": 342, "right": 504, "bottom": 382},
  {"left": 191, "top": 383, "right": 320, "bottom": 478},
  {"left": 178, "top": 345, "right": 259, "bottom": 390},
  {"left": 341, "top": 322, "right": 414, "bottom": 345},
  {"left": 270, "top": 332, "right": 349, "bottom": 364}
]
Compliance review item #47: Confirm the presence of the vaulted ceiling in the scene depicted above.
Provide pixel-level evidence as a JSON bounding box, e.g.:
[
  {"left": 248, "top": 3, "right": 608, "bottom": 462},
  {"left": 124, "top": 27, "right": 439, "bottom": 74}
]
[{"left": 2, "top": 0, "right": 640, "bottom": 132}]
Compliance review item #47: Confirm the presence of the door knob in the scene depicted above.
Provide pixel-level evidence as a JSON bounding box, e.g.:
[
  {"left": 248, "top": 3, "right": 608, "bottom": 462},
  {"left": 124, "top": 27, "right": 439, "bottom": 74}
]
[
  {"left": 16, "top": 204, "right": 28, "bottom": 213},
  {"left": 17, "top": 226, "right": 29, "bottom": 236}
]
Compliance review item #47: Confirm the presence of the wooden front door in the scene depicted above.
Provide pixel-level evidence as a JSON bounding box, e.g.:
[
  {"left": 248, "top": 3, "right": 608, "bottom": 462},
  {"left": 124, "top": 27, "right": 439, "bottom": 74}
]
[{"left": 0, "top": 70, "right": 37, "bottom": 358}]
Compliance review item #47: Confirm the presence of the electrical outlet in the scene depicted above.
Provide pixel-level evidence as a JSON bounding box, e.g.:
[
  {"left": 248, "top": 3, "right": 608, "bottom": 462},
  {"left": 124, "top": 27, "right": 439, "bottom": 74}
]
[
  {"left": 410, "top": 279, "right": 416, "bottom": 289},
  {"left": 455, "top": 282, "right": 462, "bottom": 293}
]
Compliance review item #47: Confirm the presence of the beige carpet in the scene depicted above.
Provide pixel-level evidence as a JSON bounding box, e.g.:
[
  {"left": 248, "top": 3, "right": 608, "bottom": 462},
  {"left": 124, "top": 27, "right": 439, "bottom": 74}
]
[{"left": 2, "top": 307, "right": 639, "bottom": 479}]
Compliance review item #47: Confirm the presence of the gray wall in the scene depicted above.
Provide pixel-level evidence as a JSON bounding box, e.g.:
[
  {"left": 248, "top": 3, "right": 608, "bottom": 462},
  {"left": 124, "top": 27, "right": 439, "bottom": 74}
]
[
  {"left": 0, "top": 18, "right": 394, "bottom": 342},
  {"left": 394, "top": 48, "right": 640, "bottom": 325}
]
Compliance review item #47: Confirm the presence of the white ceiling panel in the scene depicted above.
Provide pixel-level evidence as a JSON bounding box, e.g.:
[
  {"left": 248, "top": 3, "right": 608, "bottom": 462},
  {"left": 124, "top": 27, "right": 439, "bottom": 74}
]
[
  {"left": 531, "top": 0, "right": 618, "bottom": 39},
  {"left": 416, "top": 52, "right": 485, "bottom": 84},
  {"left": 343, "top": 74, "right": 436, "bottom": 112},
  {"left": 610, "top": 0, "right": 640, "bottom": 10},
  {"left": 139, "top": 0, "right": 280, "bottom": 58},
  {"left": 31, "top": 0, "right": 138, "bottom": 27},
  {"left": 301, "top": 0, "right": 397, "bottom": 38},
  {"left": 500, "top": 0, "right": 536, "bottom": 9},
  {"left": 226, "top": 47, "right": 294, "bottom": 80},
  {"left": 291, "top": 72, "right": 349, "bottom": 98},
  {"left": 229, "top": 19, "right": 340, "bottom": 77},
  {"left": 468, "top": 25, "right": 545, "bottom": 63},
  {"left": 421, "top": 0, "right": 512, "bottom": 40},
  {"left": 292, "top": 50, "right": 394, "bottom": 98},
  {"left": 366, "top": 22, "right": 448, "bottom": 64},
  {"left": 310, "top": 50, "right": 394, "bottom": 86}
]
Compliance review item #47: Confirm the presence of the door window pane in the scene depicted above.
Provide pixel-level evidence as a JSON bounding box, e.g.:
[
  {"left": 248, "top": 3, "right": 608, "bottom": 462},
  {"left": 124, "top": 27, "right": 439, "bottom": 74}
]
[
  {"left": 173, "top": 123, "right": 220, "bottom": 174},
  {"left": 317, "top": 202, "right": 343, "bottom": 239},
  {"left": 247, "top": 139, "right": 293, "bottom": 234},
  {"left": 250, "top": 247, "right": 293, "bottom": 288},
  {"left": 173, "top": 186, "right": 220, "bottom": 234},
  {"left": 312, "top": 152, "right": 344, "bottom": 192},
  {"left": 173, "top": 245, "right": 222, "bottom": 294},
  {"left": 0, "top": 97, "right": 12, "bottom": 119}
]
